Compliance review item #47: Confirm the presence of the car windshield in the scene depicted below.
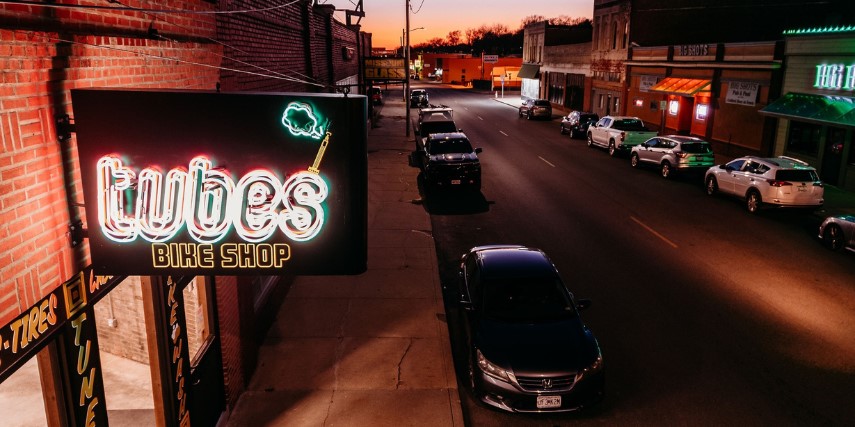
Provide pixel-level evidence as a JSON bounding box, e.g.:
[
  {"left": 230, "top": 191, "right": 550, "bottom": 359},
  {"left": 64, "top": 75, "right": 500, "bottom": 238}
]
[
  {"left": 480, "top": 277, "right": 575, "bottom": 322},
  {"left": 422, "top": 122, "right": 458, "bottom": 134},
  {"left": 776, "top": 169, "right": 819, "bottom": 182},
  {"left": 429, "top": 138, "right": 473, "bottom": 154},
  {"left": 681, "top": 142, "right": 712, "bottom": 154},
  {"left": 612, "top": 119, "right": 647, "bottom": 131},
  {"left": 534, "top": 100, "right": 550, "bottom": 107}
]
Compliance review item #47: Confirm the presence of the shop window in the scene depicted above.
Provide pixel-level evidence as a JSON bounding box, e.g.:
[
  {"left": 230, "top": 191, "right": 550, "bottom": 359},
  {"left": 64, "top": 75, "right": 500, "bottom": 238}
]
[
  {"left": 786, "top": 121, "right": 821, "bottom": 157},
  {"left": 612, "top": 97, "right": 620, "bottom": 114},
  {"left": 650, "top": 101, "right": 659, "bottom": 111},
  {"left": 668, "top": 100, "right": 679, "bottom": 116},
  {"left": 696, "top": 104, "right": 709, "bottom": 120}
]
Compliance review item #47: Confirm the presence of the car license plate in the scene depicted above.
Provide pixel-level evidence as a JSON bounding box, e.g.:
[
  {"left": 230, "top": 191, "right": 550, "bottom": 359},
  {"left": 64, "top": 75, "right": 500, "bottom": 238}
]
[
  {"left": 450, "top": 179, "right": 461, "bottom": 185},
  {"left": 536, "top": 395, "right": 561, "bottom": 409},
  {"left": 798, "top": 185, "right": 807, "bottom": 192}
]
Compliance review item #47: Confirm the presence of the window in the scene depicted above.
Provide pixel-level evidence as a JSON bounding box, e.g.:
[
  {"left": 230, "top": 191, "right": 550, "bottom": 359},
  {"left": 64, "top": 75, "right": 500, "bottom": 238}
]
[
  {"left": 668, "top": 100, "right": 679, "bottom": 116},
  {"left": 786, "top": 121, "right": 821, "bottom": 156},
  {"left": 696, "top": 104, "right": 709, "bottom": 120}
]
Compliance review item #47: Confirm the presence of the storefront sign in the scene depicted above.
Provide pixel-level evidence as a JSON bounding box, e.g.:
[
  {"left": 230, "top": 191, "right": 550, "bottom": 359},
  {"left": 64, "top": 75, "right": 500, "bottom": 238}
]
[
  {"left": 814, "top": 63, "right": 855, "bottom": 91},
  {"left": 639, "top": 76, "right": 658, "bottom": 92},
  {"left": 483, "top": 55, "right": 499, "bottom": 64},
  {"left": 725, "top": 81, "right": 760, "bottom": 106},
  {"left": 365, "top": 57, "right": 406, "bottom": 80},
  {"left": 677, "top": 44, "right": 710, "bottom": 56},
  {"left": 72, "top": 89, "right": 367, "bottom": 276},
  {"left": 0, "top": 269, "right": 124, "bottom": 383}
]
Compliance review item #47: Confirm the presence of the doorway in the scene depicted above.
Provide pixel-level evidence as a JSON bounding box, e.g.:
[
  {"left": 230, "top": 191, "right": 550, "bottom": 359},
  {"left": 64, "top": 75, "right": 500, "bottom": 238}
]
[{"left": 821, "top": 127, "right": 846, "bottom": 186}]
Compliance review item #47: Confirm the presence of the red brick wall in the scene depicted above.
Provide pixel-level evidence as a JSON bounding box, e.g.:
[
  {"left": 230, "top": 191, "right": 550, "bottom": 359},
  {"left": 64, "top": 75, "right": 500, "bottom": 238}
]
[{"left": 0, "top": 0, "right": 363, "bottom": 414}]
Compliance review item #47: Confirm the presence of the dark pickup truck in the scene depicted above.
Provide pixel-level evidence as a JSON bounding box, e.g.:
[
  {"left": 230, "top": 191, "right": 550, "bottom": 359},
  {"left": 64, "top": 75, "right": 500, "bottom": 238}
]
[
  {"left": 413, "top": 107, "right": 459, "bottom": 151},
  {"left": 418, "top": 132, "right": 483, "bottom": 191}
]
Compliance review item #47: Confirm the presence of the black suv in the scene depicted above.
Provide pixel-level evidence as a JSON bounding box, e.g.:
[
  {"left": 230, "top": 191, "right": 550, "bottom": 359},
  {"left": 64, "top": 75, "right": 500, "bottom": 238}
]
[
  {"left": 560, "top": 111, "right": 599, "bottom": 139},
  {"left": 418, "top": 132, "right": 483, "bottom": 191},
  {"left": 410, "top": 89, "right": 429, "bottom": 108}
]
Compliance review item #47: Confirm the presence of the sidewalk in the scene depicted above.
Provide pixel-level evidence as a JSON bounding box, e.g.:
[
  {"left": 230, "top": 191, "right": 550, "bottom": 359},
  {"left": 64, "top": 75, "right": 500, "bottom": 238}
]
[{"left": 226, "top": 90, "right": 463, "bottom": 426}]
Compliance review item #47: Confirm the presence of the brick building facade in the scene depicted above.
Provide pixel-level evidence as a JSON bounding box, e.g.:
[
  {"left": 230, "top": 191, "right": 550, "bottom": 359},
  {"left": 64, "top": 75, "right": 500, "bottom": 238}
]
[{"left": 0, "top": 0, "right": 367, "bottom": 424}]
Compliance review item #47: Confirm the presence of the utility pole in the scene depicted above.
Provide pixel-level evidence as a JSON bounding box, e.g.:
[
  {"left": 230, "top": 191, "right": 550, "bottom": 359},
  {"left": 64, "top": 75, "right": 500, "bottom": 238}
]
[{"left": 405, "top": 0, "right": 411, "bottom": 138}]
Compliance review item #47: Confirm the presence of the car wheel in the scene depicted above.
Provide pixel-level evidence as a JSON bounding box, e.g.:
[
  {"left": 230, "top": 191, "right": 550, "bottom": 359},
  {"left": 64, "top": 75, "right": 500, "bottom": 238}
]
[
  {"left": 570, "top": 129, "right": 577, "bottom": 139},
  {"left": 705, "top": 176, "right": 718, "bottom": 195},
  {"left": 660, "top": 161, "right": 672, "bottom": 179},
  {"left": 526, "top": 112, "right": 531, "bottom": 120},
  {"left": 746, "top": 190, "right": 762, "bottom": 213},
  {"left": 560, "top": 125, "right": 567, "bottom": 135},
  {"left": 823, "top": 224, "right": 845, "bottom": 251},
  {"left": 630, "top": 153, "right": 640, "bottom": 168},
  {"left": 608, "top": 141, "right": 617, "bottom": 157},
  {"left": 587, "top": 133, "right": 594, "bottom": 147}
]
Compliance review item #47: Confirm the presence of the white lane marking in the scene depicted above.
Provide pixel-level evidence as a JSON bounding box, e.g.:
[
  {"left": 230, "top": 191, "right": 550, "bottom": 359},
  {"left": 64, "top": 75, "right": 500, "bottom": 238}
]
[
  {"left": 538, "top": 156, "right": 555, "bottom": 168},
  {"left": 477, "top": 116, "right": 483, "bottom": 120},
  {"left": 499, "top": 131, "right": 509, "bottom": 136},
  {"left": 630, "top": 216, "right": 678, "bottom": 248}
]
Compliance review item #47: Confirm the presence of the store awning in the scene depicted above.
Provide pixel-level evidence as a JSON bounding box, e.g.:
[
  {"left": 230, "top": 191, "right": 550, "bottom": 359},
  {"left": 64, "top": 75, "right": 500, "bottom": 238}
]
[
  {"left": 517, "top": 63, "right": 541, "bottom": 79},
  {"left": 759, "top": 92, "right": 855, "bottom": 128},
  {"left": 648, "top": 77, "right": 711, "bottom": 96}
]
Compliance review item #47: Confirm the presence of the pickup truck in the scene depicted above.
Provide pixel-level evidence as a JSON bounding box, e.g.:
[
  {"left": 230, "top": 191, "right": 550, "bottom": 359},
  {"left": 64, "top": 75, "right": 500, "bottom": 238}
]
[
  {"left": 418, "top": 132, "right": 482, "bottom": 191},
  {"left": 587, "top": 116, "right": 658, "bottom": 157},
  {"left": 413, "top": 107, "right": 460, "bottom": 151}
]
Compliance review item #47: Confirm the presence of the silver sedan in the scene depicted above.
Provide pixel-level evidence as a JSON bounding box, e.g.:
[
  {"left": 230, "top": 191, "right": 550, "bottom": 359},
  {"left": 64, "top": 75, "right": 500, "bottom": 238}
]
[{"left": 819, "top": 215, "right": 855, "bottom": 252}]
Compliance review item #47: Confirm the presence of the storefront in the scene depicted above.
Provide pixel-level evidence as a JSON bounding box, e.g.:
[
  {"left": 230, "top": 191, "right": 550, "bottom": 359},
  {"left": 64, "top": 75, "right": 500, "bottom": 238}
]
[
  {"left": 518, "top": 63, "right": 542, "bottom": 100},
  {"left": 759, "top": 26, "right": 855, "bottom": 190},
  {"left": 626, "top": 42, "right": 783, "bottom": 158}
]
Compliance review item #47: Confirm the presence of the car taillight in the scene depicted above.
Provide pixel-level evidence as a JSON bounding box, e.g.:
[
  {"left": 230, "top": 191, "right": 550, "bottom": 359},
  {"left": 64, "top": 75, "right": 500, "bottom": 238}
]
[
  {"left": 675, "top": 151, "right": 688, "bottom": 158},
  {"left": 619, "top": 131, "right": 626, "bottom": 142},
  {"left": 766, "top": 179, "right": 793, "bottom": 187},
  {"left": 813, "top": 181, "right": 824, "bottom": 187}
]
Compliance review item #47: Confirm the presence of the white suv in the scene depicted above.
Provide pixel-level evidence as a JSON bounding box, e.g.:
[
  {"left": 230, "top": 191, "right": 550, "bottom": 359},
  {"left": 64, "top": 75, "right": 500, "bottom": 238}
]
[{"left": 704, "top": 156, "right": 824, "bottom": 214}]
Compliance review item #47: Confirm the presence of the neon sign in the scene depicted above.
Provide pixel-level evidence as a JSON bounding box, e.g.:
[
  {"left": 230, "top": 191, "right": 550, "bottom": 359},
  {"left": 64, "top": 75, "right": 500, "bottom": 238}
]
[
  {"left": 814, "top": 64, "right": 855, "bottom": 91},
  {"left": 97, "top": 156, "right": 328, "bottom": 244},
  {"left": 72, "top": 89, "right": 368, "bottom": 275}
]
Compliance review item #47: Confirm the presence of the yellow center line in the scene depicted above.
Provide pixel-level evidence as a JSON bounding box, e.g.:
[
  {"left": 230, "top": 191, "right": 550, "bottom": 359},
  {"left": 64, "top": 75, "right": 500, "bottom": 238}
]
[{"left": 630, "top": 216, "right": 678, "bottom": 248}]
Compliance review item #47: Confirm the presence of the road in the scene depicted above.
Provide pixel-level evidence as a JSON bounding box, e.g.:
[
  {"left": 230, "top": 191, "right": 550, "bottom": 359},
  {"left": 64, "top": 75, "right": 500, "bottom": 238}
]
[{"left": 407, "top": 83, "right": 855, "bottom": 426}]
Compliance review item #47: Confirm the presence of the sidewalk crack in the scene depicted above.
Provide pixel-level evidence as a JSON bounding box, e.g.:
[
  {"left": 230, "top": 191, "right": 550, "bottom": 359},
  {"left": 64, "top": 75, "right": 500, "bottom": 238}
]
[{"left": 396, "top": 338, "right": 414, "bottom": 389}]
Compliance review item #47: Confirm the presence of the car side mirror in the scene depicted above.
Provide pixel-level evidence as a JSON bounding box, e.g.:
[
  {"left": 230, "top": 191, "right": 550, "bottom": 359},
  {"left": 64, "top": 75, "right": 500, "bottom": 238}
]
[
  {"left": 576, "top": 298, "right": 592, "bottom": 311},
  {"left": 475, "top": 147, "right": 483, "bottom": 154},
  {"left": 721, "top": 164, "right": 729, "bottom": 170},
  {"left": 457, "top": 128, "right": 463, "bottom": 133}
]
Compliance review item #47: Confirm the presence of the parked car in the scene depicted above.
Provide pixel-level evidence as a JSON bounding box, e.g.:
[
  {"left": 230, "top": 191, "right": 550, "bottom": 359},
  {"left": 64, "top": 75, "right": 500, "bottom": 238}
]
[
  {"left": 369, "top": 87, "right": 382, "bottom": 105},
  {"left": 587, "top": 116, "right": 658, "bottom": 157},
  {"left": 418, "top": 132, "right": 482, "bottom": 191},
  {"left": 818, "top": 215, "right": 855, "bottom": 252},
  {"left": 413, "top": 106, "right": 458, "bottom": 151},
  {"left": 560, "top": 112, "right": 599, "bottom": 139},
  {"left": 630, "top": 135, "right": 716, "bottom": 179},
  {"left": 704, "top": 156, "right": 824, "bottom": 214},
  {"left": 410, "top": 89, "right": 429, "bottom": 108},
  {"left": 518, "top": 99, "right": 553, "bottom": 120},
  {"left": 457, "top": 245, "right": 604, "bottom": 413}
]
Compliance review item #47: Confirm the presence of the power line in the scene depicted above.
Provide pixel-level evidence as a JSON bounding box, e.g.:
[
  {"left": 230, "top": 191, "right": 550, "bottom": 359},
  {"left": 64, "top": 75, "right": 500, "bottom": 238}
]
[{"left": 0, "top": 0, "right": 303, "bottom": 15}]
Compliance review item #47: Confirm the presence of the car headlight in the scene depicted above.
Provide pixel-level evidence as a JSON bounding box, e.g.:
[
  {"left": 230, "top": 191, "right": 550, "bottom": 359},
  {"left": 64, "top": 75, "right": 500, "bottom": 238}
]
[
  {"left": 476, "top": 349, "right": 511, "bottom": 382},
  {"left": 575, "top": 353, "right": 603, "bottom": 382}
]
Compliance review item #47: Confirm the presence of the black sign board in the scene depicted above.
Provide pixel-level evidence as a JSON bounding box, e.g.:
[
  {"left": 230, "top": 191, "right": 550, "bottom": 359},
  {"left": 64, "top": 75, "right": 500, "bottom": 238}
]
[
  {"left": 0, "top": 269, "right": 124, "bottom": 384},
  {"left": 71, "top": 89, "right": 368, "bottom": 276}
]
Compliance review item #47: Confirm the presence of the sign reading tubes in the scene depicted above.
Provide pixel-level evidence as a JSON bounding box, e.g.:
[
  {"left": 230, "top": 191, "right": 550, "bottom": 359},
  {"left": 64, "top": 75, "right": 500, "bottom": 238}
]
[{"left": 72, "top": 89, "right": 368, "bottom": 276}]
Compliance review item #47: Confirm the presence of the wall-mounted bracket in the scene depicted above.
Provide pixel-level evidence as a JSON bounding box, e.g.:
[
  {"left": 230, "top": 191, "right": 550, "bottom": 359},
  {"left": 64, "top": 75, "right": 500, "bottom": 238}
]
[
  {"left": 56, "top": 114, "right": 75, "bottom": 143},
  {"left": 69, "top": 220, "right": 87, "bottom": 248}
]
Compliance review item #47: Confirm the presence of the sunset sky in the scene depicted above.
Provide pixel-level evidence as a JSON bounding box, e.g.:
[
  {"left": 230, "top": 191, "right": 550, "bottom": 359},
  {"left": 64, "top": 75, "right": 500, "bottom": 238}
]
[{"left": 322, "top": 0, "right": 593, "bottom": 49}]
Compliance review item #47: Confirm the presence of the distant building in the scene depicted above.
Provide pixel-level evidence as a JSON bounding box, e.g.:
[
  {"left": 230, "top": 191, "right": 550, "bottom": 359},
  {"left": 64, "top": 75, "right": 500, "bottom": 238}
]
[{"left": 523, "top": 21, "right": 593, "bottom": 110}]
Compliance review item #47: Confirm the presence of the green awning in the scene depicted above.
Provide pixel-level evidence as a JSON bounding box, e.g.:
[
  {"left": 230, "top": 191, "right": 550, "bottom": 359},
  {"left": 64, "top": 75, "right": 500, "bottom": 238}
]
[
  {"left": 760, "top": 92, "right": 855, "bottom": 128},
  {"left": 517, "top": 63, "right": 541, "bottom": 79}
]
